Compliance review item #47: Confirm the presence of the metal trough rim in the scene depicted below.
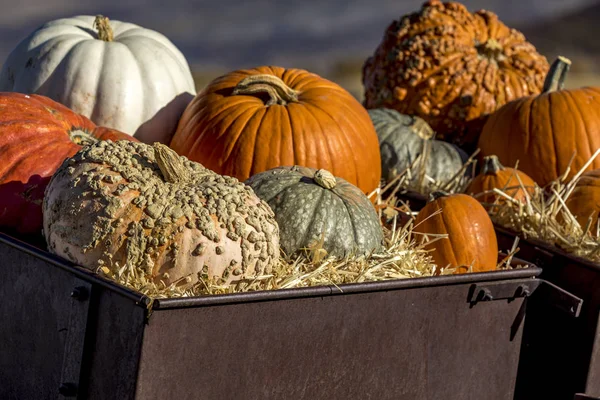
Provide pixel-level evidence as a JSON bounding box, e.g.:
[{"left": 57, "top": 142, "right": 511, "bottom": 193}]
[{"left": 0, "top": 231, "right": 542, "bottom": 311}]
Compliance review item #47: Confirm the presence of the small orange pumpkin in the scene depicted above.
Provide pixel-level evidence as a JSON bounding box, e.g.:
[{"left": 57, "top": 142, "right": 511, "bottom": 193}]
[
  {"left": 478, "top": 56, "right": 600, "bottom": 186},
  {"left": 565, "top": 169, "right": 600, "bottom": 234},
  {"left": 466, "top": 155, "right": 536, "bottom": 205},
  {"left": 171, "top": 66, "right": 382, "bottom": 195},
  {"left": 413, "top": 192, "right": 498, "bottom": 274}
]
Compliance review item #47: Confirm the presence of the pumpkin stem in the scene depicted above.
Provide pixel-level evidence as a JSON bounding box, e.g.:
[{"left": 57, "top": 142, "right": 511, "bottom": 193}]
[
  {"left": 476, "top": 38, "right": 505, "bottom": 62},
  {"left": 412, "top": 116, "right": 435, "bottom": 140},
  {"left": 94, "top": 15, "right": 114, "bottom": 42},
  {"left": 232, "top": 74, "right": 299, "bottom": 106},
  {"left": 153, "top": 143, "right": 191, "bottom": 184},
  {"left": 314, "top": 169, "right": 337, "bottom": 189},
  {"left": 481, "top": 155, "right": 504, "bottom": 175},
  {"left": 69, "top": 129, "right": 99, "bottom": 147},
  {"left": 543, "top": 56, "right": 572, "bottom": 93},
  {"left": 429, "top": 190, "right": 449, "bottom": 201}
]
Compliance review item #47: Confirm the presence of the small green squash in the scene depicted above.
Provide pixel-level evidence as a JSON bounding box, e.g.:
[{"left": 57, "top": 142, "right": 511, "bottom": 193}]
[
  {"left": 369, "top": 108, "right": 469, "bottom": 188},
  {"left": 246, "top": 166, "right": 383, "bottom": 259}
]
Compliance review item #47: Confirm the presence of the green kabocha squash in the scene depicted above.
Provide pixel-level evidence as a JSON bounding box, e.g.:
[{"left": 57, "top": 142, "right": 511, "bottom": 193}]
[
  {"left": 246, "top": 166, "right": 383, "bottom": 259},
  {"left": 369, "top": 108, "right": 469, "bottom": 188}
]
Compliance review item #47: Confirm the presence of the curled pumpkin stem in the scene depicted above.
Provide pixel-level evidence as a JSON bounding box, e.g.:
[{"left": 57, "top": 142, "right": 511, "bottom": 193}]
[
  {"left": 232, "top": 74, "right": 299, "bottom": 106},
  {"left": 411, "top": 116, "right": 435, "bottom": 140},
  {"left": 94, "top": 15, "right": 114, "bottom": 42}
]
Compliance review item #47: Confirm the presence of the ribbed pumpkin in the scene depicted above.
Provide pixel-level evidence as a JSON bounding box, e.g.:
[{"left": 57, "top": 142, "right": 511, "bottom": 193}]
[
  {"left": 246, "top": 166, "right": 383, "bottom": 259},
  {"left": 466, "top": 155, "right": 536, "bottom": 205},
  {"left": 0, "top": 15, "right": 196, "bottom": 144},
  {"left": 0, "top": 92, "right": 136, "bottom": 234},
  {"left": 413, "top": 192, "right": 498, "bottom": 274},
  {"left": 362, "top": 0, "right": 549, "bottom": 151},
  {"left": 369, "top": 108, "right": 469, "bottom": 188},
  {"left": 171, "top": 66, "right": 382, "bottom": 195},
  {"left": 565, "top": 169, "right": 600, "bottom": 234},
  {"left": 43, "top": 141, "right": 280, "bottom": 287},
  {"left": 478, "top": 57, "right": 600, "bottom": 186}
]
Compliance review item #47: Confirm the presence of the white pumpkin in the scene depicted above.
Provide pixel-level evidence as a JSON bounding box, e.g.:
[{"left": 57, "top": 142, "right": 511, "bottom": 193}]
[{"left": 0, "top": 15, "right": 196, "bottom": 144}]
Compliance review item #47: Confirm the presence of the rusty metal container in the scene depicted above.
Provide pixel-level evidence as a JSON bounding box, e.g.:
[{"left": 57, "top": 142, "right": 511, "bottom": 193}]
[
  {"left": 0, "top": 231, "right": 582, "bottom": 400},
  {"left": 392, "top": 189, "right": 600, "bottom": 399}
]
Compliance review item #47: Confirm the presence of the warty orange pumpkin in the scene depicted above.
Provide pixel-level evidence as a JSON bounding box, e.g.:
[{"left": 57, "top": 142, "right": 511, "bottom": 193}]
[
  {"left": 362, "top": 0, "right": 549, "bottom": 152},
  {"left": 478, "top": 56, "right": 600, "bottom": 186},
  {"left": 413, "top": 192, "right": 498, "bottom": 274},
  {"left": 466, "top": 155, "right": 536, "bottom": 205},
  {"left": 170, "top": 66, "right": 382, "bottom": 195},
  {"left": 0, "top": 92, "right": 136, "bottom": 235}
]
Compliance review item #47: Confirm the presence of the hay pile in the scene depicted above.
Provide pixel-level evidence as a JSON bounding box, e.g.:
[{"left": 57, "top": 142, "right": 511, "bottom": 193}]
[{"left": 479, "top": 151, "right": 600, "bottom": 264}]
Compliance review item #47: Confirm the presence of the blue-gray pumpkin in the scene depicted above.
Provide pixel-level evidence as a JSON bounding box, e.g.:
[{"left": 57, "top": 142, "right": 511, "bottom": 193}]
[
  {"left": 369, "top": 108, "right": 469, "bottom": 187},
  {"left": 246, "top": 166, "right": 383, "bottom": 260}
]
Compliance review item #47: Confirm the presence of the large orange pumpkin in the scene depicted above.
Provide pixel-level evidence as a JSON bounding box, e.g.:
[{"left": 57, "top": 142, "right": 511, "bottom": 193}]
[
  {"left": 466, "top": 155, "right": 536, "bottom": 205},
  {"left": 170, "top": 66, "right": 382, "bottom": 195},
  {"left": 0, "top": 92, "right": 136, "bottom": 234},
  {"left": 565, "top": 169, "right": 600, "bottom": 234},
  {"left": 478, "top": 57, "right": 600, "bottom": 186},
  {"left": 413, "top": 192, "right": 498, "bottom": 274},
  {"left": 362, "top": 0, "right": 549, "bottom": 151}
]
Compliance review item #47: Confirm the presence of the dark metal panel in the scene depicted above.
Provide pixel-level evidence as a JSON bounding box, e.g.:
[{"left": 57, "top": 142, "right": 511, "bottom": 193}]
[
  {"left": 0, "top": 240, "right": 91, "bottom": 399},
  {"left": 587, "top": 316, "right": 600, "bottom": 396},
  {"left": 79, "top": 288, "right": 147, "bottom": 400},
  {"left": 135, "top": 281, "right": 529, "bottom": 400},
  {"left": 495, "top": 227, "right": 600, "bottom": 400}
]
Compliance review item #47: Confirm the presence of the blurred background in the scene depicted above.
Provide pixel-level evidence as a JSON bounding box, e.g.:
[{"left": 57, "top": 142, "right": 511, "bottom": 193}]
[{"left": 0, "top": 0, "right": 598, "bottom": 99}]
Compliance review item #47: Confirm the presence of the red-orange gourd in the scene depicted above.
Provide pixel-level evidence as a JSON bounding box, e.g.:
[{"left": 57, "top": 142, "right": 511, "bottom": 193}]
[
  {"left": 413, "top": 192, "right": 498, "bottom": 274},
  {"left": 362, "top": 0, "right": 549, "bottom": 151},
  {"left": 0, "top": 92, "right": 136, "bottom": 234},
  {"left": 478, "top": 57, "right": 600, "bottom": 186},
  {"left": 466, "top": 155, "right": 536, "bottom": 205},
  {"left": 170, "top": 66, "right": 382, "bottom": 195},
  {"left": 565, "top": 169, "right": 600, "bottom": 234}
]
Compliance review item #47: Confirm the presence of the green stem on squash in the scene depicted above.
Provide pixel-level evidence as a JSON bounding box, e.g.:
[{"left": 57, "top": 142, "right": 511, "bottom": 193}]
[
  {"left": 153, "top": 143, "right": 191, "bottom": 184},
  {"left": 232, "top": 74, "right": 299, "bottom": 106},
  {"left": 481, "top": 155, "right": 504, "bottom": 176},
  {"left": 94, "top": 15, "right": 114, "bottom": 42},
  {"left": 543, "top": 56, "right": 572, "bottom": 93},
  {"left": 314, "top": 169, "right": 337, "bottom": 189},
  {"left": 476, "top": 38, "right": 505, "bottom": 62}
]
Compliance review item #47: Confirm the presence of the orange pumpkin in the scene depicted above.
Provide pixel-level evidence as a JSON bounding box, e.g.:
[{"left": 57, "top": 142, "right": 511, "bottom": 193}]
[
  {"left": 478, "top": 57, "right": 600, "bottom": 186},
  {"left": 466, "top": 155, "right": 536, "bottom": 205},
  {"left": 362, "top": 0, "right": 549, "bottom": 151},
  {"left": 565, "top": 169, "right": 600, "bottom": 234},
  {"left": 413, "top": 192, "right": 498, "bottom": 274},
  {"left": 0, "top": 92, "right": 136, "bottom": 234},
  {"left": 170, "top": 66, "right": 382, "bottom": 195}
]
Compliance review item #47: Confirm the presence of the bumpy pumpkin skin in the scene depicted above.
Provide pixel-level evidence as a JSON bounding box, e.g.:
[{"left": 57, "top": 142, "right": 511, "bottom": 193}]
[
  {"left": 369, "top": 108, "right": 468, "bottom": 186},
  {"left": 43, "top": 141, "right": 280, "bottom": 287},
  {"left": 0, "top": 15, "right": 196, "bottom": 144},
  {"left": 466, "top": 155, "right": 536, "bottom": 204},
  {"left": 171, "top": 66, "right": 382, "bottom": 195},
  {"left": 565, "top": 169, "right": 600, "bottom": 233},
  {"left": 362, "top": 0, "right": 549, "bottom": 151},
  {"left": 413, "top": 193, "right": 498, "bottom": 274},
  {"left": 478, "top": 58, "right": 600, "bottom": 186},
  {"left": 246, "top": 166, "right": 383, "bottom": 259},
  {"left": 0, "top": 92, "right": 135, "bottom": 234}
]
